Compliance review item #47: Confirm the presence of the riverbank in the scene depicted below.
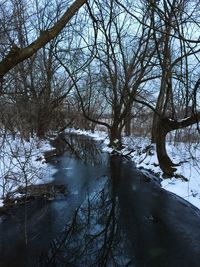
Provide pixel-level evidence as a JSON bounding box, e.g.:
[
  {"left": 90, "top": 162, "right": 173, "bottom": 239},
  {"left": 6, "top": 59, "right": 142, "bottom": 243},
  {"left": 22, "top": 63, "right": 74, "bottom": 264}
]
[
  {"left": 0, "top": 134, "right": 57, "bottom": 208},
  {"left": 1, "top": 130, "right": 200, "bottom": 267},
  {"left": 1, "top": 129, "right": 200, "bottom": 210},
  {"left": 65, "top": 128, "right": 200, "bottom": 210}
]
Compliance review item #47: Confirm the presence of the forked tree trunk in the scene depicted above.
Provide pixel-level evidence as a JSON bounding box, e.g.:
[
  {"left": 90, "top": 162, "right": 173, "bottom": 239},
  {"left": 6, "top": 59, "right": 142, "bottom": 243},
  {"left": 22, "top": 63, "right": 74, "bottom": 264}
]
[{"left": 109, "top": 124, "right": 122, "bottom": 150}]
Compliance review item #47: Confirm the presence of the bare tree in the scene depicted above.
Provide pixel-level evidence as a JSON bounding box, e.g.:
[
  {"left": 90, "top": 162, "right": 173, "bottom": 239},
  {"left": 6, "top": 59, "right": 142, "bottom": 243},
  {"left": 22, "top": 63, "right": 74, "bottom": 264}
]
[
  {"left": 72, "top": 0, "right": 156, "bottom": 148},
  {"left": 0, "top": 0, "right": 85, "bottom": 138},
  {"left": 0, "top": 0, "right": 87, "bottom": 81},
  {"left": 135, "top": 0, "right": 200, "bottom": 175}
]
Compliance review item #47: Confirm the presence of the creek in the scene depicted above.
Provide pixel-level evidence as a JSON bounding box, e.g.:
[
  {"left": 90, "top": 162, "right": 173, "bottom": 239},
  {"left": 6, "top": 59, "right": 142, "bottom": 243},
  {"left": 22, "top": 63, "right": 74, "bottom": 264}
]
[{"left": 0, "top": 133, "right": 200, "bottom": 267}]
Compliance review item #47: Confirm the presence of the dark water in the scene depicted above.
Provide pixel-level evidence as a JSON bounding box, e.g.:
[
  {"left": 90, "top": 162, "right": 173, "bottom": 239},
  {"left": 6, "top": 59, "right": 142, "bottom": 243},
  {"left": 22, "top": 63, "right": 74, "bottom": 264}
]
[{"left": 0, "top": 134, "right": 200, "bottom": 267}]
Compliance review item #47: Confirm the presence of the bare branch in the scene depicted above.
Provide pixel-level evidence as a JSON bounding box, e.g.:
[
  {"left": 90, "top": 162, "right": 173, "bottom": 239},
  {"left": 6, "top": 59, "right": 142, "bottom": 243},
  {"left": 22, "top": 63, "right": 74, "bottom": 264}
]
[{"left": 0, "top": 0, "right": 87, "bottom": 78}]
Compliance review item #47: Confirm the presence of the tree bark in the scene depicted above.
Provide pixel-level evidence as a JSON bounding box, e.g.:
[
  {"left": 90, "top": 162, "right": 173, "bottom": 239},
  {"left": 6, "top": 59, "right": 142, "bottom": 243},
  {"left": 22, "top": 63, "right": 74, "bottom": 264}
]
[
  {"left": 109, "top": 124, "right": 122, "bottom": 149},
  {"left": 124, "top": 111, "right": 132, "bottom": 136},
  {"left": 156, "top": 115, "right": 200, "bottom": 176},
  {"left": 156, "top": 120, "right": 177, "bottom": 176}
]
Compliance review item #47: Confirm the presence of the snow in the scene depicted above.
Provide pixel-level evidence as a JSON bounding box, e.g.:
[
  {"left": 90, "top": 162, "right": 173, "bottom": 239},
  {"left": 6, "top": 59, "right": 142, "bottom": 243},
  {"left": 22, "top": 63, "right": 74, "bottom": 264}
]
[
  {"left": 1, "top": 128, "right": 200, "bottom": 211},
  {"left": 123, "top": 139, "right": 200, "bottom": 209},
  {"left": 0, "top": 134, "right": 57, "bottom": 206},
  {"left": 67, "top": 128, "right": 200, "bottom": 210},
  {"left": 65, "top": 128, "right": 108, "bottom": 141},
  {"left": 102, "top": 146, "right": 114, "bottom": 153}
]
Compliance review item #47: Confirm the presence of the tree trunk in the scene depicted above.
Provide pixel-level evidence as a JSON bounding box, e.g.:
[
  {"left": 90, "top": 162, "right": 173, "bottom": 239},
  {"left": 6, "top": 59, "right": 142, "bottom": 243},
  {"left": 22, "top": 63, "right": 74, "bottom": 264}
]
[
  {"left": 156, "top": 119, "right": 177, "bottom": 177},
  {"left": 109, "top": 124, "right": 122, "bottom": 149},
  {"left": 36, "top": 113, "right": 49, "bottom": 138},
  {"left": 124, "top": 112, "right": 132, "bottom": 136},
  {"left": 151, "top": 113, "right": 160, "bottom": 143},
  {"left": 36, "top": 123, "right": 46, "bottom": 138}
]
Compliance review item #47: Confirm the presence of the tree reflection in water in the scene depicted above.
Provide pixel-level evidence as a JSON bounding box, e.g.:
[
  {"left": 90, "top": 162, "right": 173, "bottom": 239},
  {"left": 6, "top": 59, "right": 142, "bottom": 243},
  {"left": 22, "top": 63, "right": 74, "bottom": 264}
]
[
  {"left": 38, "top": 166, "right": 135, "bottom": 267},
  {"left": 58, "top": 133, "right": 105, "bottom": 166}
]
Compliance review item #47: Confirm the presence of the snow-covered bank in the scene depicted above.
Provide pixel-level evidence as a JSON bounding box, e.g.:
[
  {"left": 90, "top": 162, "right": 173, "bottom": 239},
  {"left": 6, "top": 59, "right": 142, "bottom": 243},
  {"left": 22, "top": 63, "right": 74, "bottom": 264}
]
[
  {"left": 123, "top": 137, "right": 200, "bottom": 209},
  {"left": 0, "top": 135, "right": 57, "bottom": 207},
  {"left": 66, "top": 128, "right": 200, "bottom": 209},
  {"left": 65, "top": 128, "right": 108, "bottom": 141}
]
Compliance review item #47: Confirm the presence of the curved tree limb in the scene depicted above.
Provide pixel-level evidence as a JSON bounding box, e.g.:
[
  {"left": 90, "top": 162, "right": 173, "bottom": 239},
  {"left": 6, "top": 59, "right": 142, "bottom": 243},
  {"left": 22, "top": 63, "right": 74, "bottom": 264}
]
[{"left": 166, "top": 114, "right": 200, "bottom": 131}]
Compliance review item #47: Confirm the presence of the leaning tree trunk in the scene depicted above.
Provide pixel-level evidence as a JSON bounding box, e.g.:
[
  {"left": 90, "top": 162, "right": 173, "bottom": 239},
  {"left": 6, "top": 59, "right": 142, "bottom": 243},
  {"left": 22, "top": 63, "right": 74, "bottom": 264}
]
[
  {"left": 0, "top": 0, "right": 87, "bottom": 78},
  {"left": 156, "top": 119, "right": 177, "bottom": 177},
  {"left": 155, "top": 113, "right": 200, "bottom": 177}
]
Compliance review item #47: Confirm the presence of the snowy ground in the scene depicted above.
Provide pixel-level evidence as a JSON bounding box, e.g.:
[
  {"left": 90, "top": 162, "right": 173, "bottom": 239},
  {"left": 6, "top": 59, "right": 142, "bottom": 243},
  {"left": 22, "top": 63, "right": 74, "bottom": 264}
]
[
  {"left": 1, "top": 128, "right": 200, "bottom": 210},
  {"left": 66, "top": 128, "right": 200, "bottom": 210},
  {"left": 0, "top": 134, "right": 57, "bottom": 207}
]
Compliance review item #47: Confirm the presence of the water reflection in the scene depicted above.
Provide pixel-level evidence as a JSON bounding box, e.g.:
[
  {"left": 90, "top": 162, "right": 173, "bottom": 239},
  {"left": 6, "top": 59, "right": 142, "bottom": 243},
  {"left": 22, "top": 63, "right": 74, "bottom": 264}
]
[
  {"left": 0, "top": 134, "right": 109, "bottom": 267},
  {"left": 57, "top": 133, "right": 104, "bottom": 165},
  {"left": 38, "top": 168, "right": 135, "bottom": 267},
  {"left": 38, "top": 155, "right": 200, "bottom": 267},
  {"left": 1, "top": 135, "right": 200, "bottom": 267}
]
